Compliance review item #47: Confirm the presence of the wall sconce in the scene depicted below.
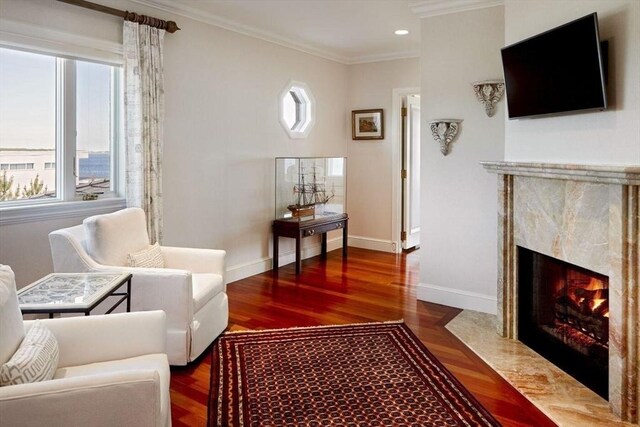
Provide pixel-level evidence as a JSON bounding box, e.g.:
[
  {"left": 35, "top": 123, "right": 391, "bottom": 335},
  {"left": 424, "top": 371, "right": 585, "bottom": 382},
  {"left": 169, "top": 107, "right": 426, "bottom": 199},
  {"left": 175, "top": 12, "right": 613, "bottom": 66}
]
[
  {"left": 428, "top": 119, "right": 462, "bottom": 156},
  {"left": 472, "top": 80, "right": 504, "bottom": 117}
]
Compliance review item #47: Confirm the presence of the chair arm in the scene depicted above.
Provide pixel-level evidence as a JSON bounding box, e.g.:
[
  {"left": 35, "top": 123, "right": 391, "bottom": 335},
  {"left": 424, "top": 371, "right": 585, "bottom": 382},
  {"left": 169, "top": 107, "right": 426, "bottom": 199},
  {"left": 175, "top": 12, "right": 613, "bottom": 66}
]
[
  {"left": 0, "top": 370, "right": 162, "bottom": 427},
  {"left": 49, "top": 229, "right": 101, "bottom": 273},
  {"left": 161, "top": 246, "right": 226, "bottom": 276},
  {"left": 88, "top": 265, "right": 193, "bottom": 332},
  {"left": 25, "top": 311, "right": 166, "bottom": 368}
]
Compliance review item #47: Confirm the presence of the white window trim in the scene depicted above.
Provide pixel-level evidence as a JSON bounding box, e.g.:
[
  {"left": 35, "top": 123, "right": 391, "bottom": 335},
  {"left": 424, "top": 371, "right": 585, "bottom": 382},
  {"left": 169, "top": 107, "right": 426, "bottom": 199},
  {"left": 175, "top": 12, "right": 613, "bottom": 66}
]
[
  {"left": 0, "top": 18, "right": 123, "bottom": 65},
  {"left": 0, "top": 47, "right": 124, "bottom": 219},
  {"left": 279, "top": 80, "right": 316, "bottom": 139},
  {"left": 0, "top": 197, "right": 126, "bottom": 226}
]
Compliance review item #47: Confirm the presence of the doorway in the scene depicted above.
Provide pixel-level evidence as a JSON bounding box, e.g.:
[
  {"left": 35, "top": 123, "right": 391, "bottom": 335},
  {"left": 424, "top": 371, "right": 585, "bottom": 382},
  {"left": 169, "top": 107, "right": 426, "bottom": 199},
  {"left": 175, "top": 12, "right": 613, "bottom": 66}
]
[{"left": 401, "top": 94, "right": 420, "bottom": 250}]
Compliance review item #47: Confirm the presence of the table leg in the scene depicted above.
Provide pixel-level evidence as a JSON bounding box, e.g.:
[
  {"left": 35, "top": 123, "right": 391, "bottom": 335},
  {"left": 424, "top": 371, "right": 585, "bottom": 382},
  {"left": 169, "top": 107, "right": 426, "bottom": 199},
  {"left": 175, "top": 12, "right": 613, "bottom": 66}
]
[
  {"left": 343, "top": 220, "right": 348, "bottom": 258},
  {"left": 321, "top": 232, "right": 327, "bottom": 258},
  {"left": 296, "top": 233, "right": 302, "bottom": 274},
  {"left": 126, "top": 278, "right": 131, "bottom": 312},
  {"left": 273, "top": 233, "right": 279, "bottom": 271}
]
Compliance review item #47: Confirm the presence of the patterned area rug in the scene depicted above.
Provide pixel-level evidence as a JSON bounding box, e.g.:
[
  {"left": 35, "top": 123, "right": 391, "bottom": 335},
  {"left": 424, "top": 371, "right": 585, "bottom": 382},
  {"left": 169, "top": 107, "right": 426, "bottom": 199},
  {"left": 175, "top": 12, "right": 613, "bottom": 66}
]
[{"left": 209, "top": 321, "right": 500, "bottom": 426}]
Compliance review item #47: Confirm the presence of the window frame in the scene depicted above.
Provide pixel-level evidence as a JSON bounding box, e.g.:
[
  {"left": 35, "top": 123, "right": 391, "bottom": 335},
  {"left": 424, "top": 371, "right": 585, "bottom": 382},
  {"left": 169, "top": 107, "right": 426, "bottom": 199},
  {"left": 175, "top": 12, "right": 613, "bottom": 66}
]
[
  {"left": 279, "top": 80, "right": 315, "bottom": 139},
  {"left": 0, "top": 46, "right": 124, "bottom": 215}
]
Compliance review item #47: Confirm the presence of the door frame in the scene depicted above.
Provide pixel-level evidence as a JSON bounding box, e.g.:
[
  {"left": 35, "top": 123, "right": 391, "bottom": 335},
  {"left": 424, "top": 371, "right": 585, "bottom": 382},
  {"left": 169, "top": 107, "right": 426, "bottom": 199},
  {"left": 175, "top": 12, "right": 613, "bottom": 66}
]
[{"left": 391, "top": 87, "right": 420, "bottom": 254}]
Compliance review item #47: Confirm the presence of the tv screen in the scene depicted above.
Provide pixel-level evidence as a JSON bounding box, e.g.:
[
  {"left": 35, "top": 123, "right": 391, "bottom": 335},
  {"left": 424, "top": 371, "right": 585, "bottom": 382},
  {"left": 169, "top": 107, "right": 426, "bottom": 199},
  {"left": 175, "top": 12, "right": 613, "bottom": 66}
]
[{"left": 501, "top": 13, "right": 607, "bottom": 119}]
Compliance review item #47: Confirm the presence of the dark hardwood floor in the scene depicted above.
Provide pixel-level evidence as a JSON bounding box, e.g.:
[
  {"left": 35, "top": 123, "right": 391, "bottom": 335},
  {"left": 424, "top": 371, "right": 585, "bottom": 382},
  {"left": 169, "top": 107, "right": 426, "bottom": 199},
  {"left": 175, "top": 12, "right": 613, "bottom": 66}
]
[{"left": 170, "top": 247, "right": 556, "bottom": 427}]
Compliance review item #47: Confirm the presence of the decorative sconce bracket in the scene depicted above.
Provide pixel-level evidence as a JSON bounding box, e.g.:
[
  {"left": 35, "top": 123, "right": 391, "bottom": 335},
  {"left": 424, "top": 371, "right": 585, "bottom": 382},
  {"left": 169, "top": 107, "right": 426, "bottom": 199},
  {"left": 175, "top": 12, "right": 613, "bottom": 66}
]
[
  {"left": 428, "top": 119, "right": 462, "bottom": 156},
  {"left": 472, "top": 80, "right": 504, "bottom": 117}
]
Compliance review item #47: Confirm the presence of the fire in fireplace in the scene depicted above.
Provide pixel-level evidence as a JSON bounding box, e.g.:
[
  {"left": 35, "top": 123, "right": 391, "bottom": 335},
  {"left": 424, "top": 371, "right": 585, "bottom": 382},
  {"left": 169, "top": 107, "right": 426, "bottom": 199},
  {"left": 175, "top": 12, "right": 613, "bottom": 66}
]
[{"left": 518, "top": 247, "right": 609, "bottom": 399}]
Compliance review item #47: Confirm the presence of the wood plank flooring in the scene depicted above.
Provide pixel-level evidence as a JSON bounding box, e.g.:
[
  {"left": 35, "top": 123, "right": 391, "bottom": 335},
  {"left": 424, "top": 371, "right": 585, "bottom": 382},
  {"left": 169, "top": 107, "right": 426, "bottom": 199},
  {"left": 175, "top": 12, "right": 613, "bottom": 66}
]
[{"left": 170, "top": 247, "right": 556, "bottom": 427}]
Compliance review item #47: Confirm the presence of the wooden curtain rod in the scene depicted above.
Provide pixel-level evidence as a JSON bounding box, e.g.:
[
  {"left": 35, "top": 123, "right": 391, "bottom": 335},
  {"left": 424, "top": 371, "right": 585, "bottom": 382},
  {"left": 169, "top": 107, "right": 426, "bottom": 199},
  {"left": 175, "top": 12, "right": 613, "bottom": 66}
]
[{"left": 56, "top": 0, "right": 180, "bottom": 33}]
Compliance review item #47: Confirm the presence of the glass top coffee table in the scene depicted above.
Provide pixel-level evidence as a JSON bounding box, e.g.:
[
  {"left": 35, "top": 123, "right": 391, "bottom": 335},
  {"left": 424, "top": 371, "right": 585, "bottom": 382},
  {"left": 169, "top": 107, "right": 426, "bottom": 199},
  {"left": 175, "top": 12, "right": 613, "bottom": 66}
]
[{"left": 18, "top": 272, "right": 132, "bottom": 318}]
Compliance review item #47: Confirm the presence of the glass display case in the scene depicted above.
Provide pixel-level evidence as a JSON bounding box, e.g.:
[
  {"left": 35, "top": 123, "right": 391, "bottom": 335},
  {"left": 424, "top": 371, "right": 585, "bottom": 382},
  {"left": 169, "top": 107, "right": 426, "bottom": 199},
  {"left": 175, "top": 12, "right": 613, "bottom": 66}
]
[{"left": 275, "top": 157, "right": 346, "bottom": 220}]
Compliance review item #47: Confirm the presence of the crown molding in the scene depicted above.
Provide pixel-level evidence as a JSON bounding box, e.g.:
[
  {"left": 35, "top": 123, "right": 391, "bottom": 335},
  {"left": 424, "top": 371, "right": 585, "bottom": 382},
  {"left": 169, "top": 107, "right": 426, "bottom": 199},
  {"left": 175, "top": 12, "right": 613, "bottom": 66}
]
[
  {"left": 348, "top": 50, "right": 420, "bottom": 65},
  {"left": 129, "top": 0, "right": 351, "bottom": 64},
  {"left": 130, "top": 0, "right": 418, "bottom": 65},
  {"left": 409, "top": 0, "right": 504, "bottom": 18}
]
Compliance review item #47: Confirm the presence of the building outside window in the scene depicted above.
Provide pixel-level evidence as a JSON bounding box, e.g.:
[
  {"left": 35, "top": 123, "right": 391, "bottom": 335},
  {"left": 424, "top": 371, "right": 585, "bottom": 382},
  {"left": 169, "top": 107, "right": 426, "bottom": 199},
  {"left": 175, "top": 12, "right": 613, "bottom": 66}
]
[{"left": 0, "top": 47, "right": 121, "bottom": 203}]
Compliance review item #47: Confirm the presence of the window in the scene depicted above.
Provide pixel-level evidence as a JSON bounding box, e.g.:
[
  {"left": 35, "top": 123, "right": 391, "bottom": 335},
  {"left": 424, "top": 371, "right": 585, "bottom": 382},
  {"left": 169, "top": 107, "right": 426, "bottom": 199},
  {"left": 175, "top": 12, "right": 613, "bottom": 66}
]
[
  {"left": 327, "top": 158, "right": 344, "bottom": 177},
  {"left": 279, "top": 81, "right": 315, "bottom": 139},
  {"left": 3, "top": 163, "right": 35, "bottom": 170},
  {"left": 0, "top": 47, "right": 121, "bottom": 204}
]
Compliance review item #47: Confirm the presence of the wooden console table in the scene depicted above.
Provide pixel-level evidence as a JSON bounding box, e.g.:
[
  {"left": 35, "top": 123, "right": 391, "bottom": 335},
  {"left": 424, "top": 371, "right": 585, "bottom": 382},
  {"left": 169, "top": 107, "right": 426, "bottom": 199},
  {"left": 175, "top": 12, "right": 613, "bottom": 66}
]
[{"left": 273, "top": 213, "right": 348, "bottom": 274}]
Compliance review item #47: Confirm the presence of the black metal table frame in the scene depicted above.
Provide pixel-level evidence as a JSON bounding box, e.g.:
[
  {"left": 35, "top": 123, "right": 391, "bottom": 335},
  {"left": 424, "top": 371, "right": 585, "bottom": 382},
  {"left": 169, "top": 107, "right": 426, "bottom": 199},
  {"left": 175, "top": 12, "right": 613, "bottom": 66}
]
[{"left": 20, "top": 274, "right": 133, "bottom": 319}]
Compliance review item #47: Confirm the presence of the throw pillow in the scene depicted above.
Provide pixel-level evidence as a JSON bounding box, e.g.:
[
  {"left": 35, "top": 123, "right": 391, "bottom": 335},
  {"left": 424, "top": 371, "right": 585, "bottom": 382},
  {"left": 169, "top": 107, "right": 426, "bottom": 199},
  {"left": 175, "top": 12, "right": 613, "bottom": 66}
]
[
  {"left": 0, "top": 265, "right": 25, "bottom": 366},
  {"left": 0, "top": 320, "right": 59, "bottom": 386},
  {"left": 127, "top": 243, "right": 165, "bottom": 268}
]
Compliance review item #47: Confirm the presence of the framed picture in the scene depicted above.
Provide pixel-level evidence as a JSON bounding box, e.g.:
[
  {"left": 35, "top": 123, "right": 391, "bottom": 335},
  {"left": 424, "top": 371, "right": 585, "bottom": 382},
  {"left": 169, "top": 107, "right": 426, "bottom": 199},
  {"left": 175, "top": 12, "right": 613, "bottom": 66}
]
[{"left": 352, "top": 109, "right": 384, "bottom": 140}]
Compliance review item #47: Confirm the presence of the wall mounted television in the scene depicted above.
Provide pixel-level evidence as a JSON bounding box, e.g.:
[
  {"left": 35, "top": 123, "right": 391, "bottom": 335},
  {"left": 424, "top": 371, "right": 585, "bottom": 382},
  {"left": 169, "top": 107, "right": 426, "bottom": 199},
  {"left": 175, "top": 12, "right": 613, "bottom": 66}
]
[{"left": 501, "top": 13, "right": 607, "bottom": 119}]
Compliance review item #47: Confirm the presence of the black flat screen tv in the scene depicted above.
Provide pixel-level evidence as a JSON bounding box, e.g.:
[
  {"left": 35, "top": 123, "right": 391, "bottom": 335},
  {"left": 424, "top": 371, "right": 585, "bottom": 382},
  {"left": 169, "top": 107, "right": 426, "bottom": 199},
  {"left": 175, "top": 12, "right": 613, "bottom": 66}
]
[{"left": 501, "top": 13, "right": 607, "bottom": 119}]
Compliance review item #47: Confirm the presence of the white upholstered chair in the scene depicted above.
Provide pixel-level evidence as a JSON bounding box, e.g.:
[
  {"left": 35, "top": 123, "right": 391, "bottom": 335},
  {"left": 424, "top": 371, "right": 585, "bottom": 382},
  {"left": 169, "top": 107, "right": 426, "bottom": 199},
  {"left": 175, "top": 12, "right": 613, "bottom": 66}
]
[
  {"left": 48, "top": 208, "right": 229, "bottom": 365},
  {"left": 0, "top": 265, "right": 171, "bottom": 427}
]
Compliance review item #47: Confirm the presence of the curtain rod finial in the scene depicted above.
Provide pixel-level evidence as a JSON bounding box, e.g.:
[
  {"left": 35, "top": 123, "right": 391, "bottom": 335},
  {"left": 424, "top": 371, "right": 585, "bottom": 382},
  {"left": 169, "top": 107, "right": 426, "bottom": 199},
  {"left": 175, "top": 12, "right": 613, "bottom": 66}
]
[{"left": 166, "top": 21, "right": 180, "bottom": 33}]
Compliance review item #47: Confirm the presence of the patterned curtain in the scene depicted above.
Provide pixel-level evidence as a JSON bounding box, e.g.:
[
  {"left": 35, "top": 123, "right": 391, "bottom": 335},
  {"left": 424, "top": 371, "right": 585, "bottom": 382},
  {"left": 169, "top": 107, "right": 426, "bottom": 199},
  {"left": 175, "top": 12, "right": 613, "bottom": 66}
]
[{"left": 123, "top": 21, "right": 165, "bottom": 244}]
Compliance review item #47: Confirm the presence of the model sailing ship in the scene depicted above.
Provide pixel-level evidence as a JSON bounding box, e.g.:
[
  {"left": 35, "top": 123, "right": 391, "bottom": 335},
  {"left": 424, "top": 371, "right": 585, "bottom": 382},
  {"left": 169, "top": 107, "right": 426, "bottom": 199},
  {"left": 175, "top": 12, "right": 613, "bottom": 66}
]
[{"left": 288, "top": 166, "right": 334, "bottom": 217}]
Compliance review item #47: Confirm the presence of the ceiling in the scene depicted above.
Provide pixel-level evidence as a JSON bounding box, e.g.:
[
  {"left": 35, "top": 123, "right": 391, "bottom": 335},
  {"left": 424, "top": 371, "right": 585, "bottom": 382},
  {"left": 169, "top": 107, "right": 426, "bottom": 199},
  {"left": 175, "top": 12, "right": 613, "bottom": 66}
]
[{"left": 132, "top": 0, "right": 422, "bottom": 64}]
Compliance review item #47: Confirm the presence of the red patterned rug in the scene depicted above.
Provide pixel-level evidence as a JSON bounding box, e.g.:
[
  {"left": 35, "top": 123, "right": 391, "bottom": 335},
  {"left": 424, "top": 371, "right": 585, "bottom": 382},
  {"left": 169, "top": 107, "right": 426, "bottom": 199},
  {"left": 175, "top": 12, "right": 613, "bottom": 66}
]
[{"left": 209, "top": 321, "right": 500, "bottom": 426}]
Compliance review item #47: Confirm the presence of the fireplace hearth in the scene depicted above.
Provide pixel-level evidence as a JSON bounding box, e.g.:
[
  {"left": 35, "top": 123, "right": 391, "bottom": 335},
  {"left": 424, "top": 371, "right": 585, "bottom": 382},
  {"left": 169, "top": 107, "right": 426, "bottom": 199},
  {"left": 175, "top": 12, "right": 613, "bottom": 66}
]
[{"left": 518, "top": 247, "right": 609, "bottom": 398}]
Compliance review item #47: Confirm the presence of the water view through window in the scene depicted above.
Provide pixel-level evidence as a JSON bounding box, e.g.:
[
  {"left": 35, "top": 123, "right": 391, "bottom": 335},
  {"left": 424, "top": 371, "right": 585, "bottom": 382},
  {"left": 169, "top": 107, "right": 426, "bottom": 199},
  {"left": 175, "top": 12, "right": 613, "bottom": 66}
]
[
  {"left": 0, "top": 48, "right": 117, "bottom": 203},
  {"left": 76, "top": 61, "right": 113, "bottom": 196}
]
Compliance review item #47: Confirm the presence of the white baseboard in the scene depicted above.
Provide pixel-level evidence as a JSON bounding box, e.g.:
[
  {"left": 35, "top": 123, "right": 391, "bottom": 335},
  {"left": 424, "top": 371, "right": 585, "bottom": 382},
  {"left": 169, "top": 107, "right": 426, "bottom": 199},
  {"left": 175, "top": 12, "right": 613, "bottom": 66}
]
[
  {"left": 416, "top": 283, "right": 497, "bottom": 315},
  {"left": 348, "top": 235, "right": 397, "bottom": 253},
  {"left": 225, "top": 256, "right": 272, "bottom": 284},
  {"left": 225, "top": 236, "right": 343, "bottom": 284}
]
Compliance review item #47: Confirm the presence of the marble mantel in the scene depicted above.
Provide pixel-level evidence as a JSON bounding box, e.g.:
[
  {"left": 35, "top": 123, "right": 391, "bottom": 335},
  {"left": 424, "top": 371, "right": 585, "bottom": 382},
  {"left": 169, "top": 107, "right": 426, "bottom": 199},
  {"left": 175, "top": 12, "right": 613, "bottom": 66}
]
[{"left": 481, "top": 161, "right": 639, "bottom": 423}]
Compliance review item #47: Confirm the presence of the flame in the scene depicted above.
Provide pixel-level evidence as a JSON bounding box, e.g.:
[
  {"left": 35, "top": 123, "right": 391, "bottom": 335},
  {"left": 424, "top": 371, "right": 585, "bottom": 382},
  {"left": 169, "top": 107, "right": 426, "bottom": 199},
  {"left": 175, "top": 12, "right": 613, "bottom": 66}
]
[
  {"left": 586, "top": 277, "right": 604, "bottom": 291},
  {"left": 592, "top": 298, "right": 606, "bottom": 311}
]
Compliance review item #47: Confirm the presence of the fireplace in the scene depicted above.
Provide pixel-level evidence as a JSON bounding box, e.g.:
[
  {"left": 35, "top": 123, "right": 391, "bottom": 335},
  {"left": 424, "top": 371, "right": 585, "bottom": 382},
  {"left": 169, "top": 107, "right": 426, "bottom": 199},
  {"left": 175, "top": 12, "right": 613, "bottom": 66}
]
[
  {"left": 518, "top": 247, "right": 609, "bottom": 398},
  {"left": 481, "top": 161, "right": 639, "bottom": 423}
]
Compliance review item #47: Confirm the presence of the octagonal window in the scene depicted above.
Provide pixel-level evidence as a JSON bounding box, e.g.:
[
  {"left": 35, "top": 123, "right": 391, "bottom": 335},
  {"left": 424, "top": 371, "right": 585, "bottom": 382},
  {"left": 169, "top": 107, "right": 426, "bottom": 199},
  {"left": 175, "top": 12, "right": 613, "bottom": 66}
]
[{"left": 279, "top": 81, "right": 315, "bottom": 139}]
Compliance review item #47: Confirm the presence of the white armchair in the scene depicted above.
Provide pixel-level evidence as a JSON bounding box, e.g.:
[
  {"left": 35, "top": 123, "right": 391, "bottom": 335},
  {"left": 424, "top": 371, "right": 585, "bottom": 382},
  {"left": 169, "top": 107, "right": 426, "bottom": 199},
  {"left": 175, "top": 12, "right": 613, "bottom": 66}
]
[
  {"left": 48, "top": 208, "right": 229, "bottom": 365},
  {"left": 0, "top": 266, "right": 171, "bottom": 427}
]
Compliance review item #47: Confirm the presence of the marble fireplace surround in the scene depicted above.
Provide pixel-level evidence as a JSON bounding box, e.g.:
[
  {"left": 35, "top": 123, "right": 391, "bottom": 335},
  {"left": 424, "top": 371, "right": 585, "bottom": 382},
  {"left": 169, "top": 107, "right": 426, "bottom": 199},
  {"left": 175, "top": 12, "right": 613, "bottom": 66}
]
[{"left": 481, "top": 161, "right": 639, "bottom": 423}]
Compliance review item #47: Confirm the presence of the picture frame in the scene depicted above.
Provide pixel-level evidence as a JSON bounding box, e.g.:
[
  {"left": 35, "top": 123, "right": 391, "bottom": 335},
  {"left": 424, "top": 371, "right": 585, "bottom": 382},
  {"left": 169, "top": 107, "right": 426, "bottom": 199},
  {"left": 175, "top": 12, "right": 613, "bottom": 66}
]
[{"left": 352, "top": 109, "right": 384, "bottom": 140}]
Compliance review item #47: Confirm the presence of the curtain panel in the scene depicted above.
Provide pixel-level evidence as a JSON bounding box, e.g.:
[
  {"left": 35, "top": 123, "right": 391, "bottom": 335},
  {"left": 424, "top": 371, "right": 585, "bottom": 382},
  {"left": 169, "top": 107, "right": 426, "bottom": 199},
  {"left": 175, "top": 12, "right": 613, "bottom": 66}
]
[{"left": 123, "top": 21, "right": 165, "bottom": 244}]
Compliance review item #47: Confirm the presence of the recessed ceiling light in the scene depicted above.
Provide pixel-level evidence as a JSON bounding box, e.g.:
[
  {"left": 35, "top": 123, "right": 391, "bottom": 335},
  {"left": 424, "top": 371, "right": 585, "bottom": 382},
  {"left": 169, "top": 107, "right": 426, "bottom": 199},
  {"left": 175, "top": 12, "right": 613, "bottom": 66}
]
[{"left": 394, "top": 30, "right": 409, "bottom": 36}]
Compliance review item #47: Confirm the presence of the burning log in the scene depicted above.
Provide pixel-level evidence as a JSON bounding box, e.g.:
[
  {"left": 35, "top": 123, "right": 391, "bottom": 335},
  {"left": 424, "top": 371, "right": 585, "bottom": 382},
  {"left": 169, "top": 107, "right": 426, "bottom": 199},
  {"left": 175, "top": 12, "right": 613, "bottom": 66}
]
[
  {"left": 554, "top": 296, "right": 609, "bottom": 344},
  {"left": 574, "top": 287, "right": 608, "bottom": 300},
  {"left": 593, "top": 300, "right": 609, "bottom": 317}
]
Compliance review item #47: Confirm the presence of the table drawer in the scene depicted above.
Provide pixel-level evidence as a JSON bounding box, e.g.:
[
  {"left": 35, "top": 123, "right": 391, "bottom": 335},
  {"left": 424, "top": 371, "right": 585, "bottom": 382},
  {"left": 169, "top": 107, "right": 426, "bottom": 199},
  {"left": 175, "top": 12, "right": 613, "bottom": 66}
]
[{"left": 302, "top": 221, "right": 345, "bottom": 237}]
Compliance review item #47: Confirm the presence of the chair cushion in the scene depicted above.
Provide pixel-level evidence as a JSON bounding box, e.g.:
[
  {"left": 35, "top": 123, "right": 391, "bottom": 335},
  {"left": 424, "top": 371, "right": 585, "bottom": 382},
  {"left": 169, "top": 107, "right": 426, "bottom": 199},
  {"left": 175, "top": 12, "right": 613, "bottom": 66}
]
[
  {"left": 192, "top": 274, "right": 224, "bottom": 312},
  {"left": 0, "top": 265, "right": 25, "bottom": 366},
  {"left": 83, "top": 208, "right": 150, "bottom": 266},
  {"left": 54, "top": 353, "right": 169, "bottom": 424},
  {"left": 127, "top": 243, "right": 165, "bottom": 268},
  {"left": 0, "top": 320, "right": 59, "bottom": 386}
]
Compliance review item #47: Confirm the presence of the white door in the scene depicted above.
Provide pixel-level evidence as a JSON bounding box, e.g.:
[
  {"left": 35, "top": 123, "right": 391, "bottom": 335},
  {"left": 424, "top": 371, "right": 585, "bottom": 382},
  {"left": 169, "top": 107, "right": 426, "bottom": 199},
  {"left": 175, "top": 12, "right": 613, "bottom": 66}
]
[{"left": 402, "top": 95, "right": 420, "bottom": 250}]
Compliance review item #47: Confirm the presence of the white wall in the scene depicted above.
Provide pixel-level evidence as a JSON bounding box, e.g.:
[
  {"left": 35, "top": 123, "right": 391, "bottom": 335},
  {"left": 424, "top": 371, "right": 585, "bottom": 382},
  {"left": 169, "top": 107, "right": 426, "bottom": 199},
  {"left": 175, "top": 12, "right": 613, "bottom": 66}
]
[
  {"left": 418, "top": 6, "right": 505, "bottom": 314},
  {"left": 0, "top": 0, "right": 348, "bottom": 286},
  {"left": 347, "top": 58, "right": 420, "bottom": 253},
  {"left": 504, "top": 0, "right": 640, "bottom": 165}
]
